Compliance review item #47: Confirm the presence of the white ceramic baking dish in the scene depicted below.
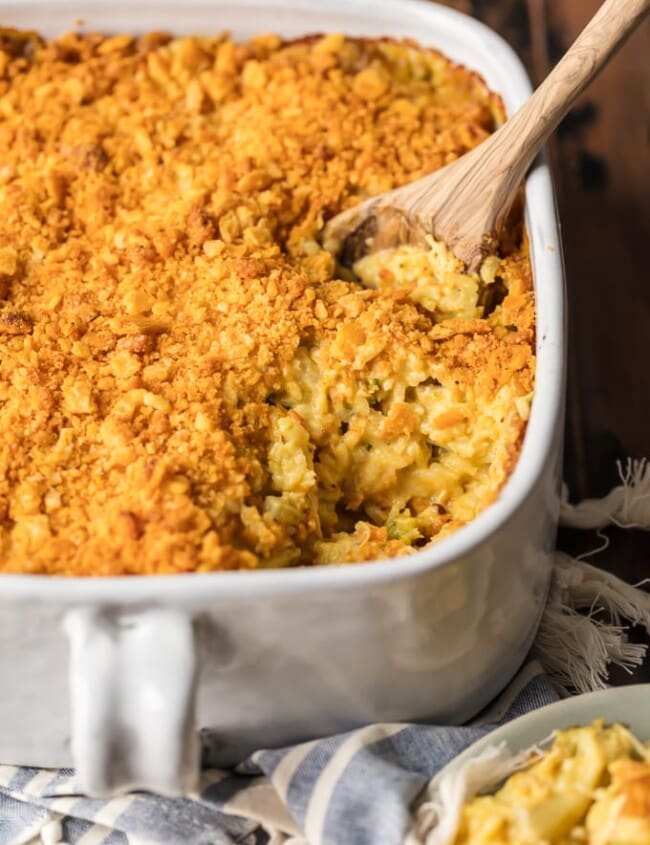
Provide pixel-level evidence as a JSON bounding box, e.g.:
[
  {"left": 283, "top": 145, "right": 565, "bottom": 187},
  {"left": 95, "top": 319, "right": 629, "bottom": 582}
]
[{"left": 0, "top": 0, "right": 566, "bottom": 796}]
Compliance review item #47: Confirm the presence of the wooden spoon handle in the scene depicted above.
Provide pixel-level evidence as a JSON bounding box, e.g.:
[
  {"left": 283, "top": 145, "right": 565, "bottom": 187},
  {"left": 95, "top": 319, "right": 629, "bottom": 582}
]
[{"left": 493, "top": 0, "right": 649, "bottom": 189}]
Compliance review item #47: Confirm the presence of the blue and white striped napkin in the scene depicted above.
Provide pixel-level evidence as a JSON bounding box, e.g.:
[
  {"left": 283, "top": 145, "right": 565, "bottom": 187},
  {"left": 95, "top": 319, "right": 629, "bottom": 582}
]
[{"left": 0, "top": 664, "right": 557, "bottom": 845}]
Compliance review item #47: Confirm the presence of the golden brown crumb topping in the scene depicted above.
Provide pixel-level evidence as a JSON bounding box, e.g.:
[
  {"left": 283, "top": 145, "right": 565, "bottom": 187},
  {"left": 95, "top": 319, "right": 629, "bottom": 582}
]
[{"left": 0, "top": 29, "right": 534, "bottom": 575}]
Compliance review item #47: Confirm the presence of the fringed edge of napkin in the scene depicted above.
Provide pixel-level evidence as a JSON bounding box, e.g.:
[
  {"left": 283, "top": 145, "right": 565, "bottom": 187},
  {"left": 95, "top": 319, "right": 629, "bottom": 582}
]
[
  {"left": 536, "top": 456, "right": 650, "bottom": 693},
  {"left": 533, "top": 555, "right": 650, "bottom": 693},
  {"left": 560, "top": 457, "right": 650, "bottom": 529},
  {"left": 407, "top": 458, "right": 650, "bottom": 845}
]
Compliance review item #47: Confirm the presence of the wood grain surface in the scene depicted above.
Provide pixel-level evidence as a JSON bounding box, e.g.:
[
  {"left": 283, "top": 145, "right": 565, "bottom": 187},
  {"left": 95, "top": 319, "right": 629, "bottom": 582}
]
[{"left": 430, "top": 0, "right": 649, "bottom": 683}]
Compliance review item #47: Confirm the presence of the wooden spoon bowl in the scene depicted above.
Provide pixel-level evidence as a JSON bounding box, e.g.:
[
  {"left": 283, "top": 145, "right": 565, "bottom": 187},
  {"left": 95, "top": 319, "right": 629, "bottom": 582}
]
[{"left": 323, "top": 0, "right": 649, "bottom": 273}]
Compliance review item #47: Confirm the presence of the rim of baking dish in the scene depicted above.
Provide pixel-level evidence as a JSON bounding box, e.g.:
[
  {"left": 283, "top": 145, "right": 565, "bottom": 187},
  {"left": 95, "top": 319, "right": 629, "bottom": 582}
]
[{"left": 0, "top": 0, "right": 566, "bottom": 599}]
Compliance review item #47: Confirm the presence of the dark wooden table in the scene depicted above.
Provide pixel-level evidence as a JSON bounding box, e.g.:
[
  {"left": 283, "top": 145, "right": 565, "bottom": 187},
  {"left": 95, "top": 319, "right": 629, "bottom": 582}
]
[{"left": 434, "top": 0, "right": 650, "bottom": 683}]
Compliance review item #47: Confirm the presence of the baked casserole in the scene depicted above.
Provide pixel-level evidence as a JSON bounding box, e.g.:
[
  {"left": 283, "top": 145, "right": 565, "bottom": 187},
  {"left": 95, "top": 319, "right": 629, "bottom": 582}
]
[{"left": 0, "top": 29, "right": 535, "bottom": 575}]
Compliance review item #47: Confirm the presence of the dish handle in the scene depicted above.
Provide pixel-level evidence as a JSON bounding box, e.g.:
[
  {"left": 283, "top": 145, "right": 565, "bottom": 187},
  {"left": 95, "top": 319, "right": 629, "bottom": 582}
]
[{"left": 64, "top": 607, "right": 199, "bottom": 796}]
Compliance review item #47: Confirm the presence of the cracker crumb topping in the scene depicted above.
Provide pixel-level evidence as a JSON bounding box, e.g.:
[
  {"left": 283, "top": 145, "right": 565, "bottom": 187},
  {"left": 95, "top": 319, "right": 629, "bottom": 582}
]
[{"left": 0, "top": 30, "right": 534, "bottom": 575}]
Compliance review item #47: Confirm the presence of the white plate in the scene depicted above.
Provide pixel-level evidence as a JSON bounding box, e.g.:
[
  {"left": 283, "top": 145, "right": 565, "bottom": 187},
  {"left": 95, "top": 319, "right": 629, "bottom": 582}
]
[{"left": 452, "top": 684, "right": 650, "bottom": 771}]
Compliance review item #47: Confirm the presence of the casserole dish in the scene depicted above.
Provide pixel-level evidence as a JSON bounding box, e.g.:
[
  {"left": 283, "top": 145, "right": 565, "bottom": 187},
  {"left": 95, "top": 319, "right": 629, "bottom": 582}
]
[{"left": 0, "top": 0, "right": 566, "bottom": 795}]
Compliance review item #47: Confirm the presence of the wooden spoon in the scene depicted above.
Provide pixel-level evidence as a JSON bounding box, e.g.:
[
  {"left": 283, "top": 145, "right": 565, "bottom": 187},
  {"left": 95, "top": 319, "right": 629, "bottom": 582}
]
[{"left": 322, "top": 0, "right": 649, "bottom": 273}]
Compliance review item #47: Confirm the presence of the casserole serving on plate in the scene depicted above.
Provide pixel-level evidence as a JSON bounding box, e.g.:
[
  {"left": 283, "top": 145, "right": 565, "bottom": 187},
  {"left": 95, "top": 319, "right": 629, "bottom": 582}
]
[
  {"left": 453, "top": 722, "right": 650, "bottom": 844},
  {"left": 0, "top": 0, "right": 565, "bottom": 795},
  {"left": 420, "top": 685, "right": 650, "bottom": 845}
]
